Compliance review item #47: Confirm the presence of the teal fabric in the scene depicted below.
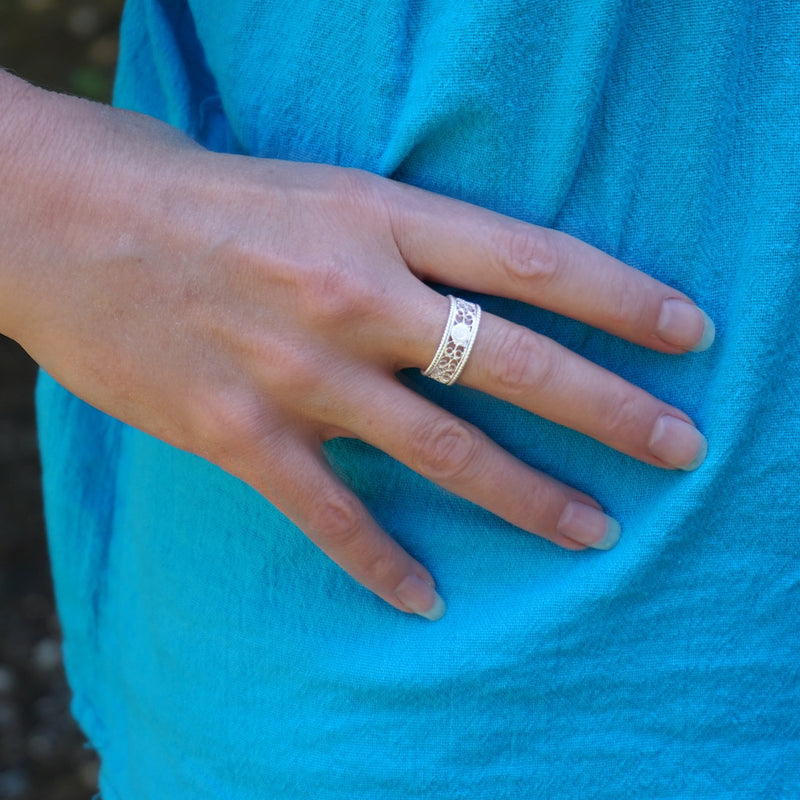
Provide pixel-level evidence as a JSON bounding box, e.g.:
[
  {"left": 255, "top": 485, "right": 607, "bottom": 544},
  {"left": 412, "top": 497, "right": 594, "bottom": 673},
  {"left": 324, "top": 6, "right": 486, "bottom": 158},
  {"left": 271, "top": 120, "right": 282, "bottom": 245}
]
[{"left": 38, "top": 1, "right": 800, "bottom": 797}]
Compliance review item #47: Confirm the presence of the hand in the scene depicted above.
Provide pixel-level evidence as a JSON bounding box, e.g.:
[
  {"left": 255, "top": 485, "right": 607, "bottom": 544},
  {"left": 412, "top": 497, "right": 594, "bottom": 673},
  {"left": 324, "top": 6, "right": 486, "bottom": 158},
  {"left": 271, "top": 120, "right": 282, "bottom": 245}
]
[{"left": 1, "top": 77, "right": 713, "bottom": 620}]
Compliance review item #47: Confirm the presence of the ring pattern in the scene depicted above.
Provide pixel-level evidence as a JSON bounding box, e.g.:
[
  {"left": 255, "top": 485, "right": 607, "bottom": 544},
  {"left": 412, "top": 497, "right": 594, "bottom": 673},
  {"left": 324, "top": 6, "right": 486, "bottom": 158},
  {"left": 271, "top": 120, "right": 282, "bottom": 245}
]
[{"left": 423, "top": 295, "right": 482, "bottom": 385}]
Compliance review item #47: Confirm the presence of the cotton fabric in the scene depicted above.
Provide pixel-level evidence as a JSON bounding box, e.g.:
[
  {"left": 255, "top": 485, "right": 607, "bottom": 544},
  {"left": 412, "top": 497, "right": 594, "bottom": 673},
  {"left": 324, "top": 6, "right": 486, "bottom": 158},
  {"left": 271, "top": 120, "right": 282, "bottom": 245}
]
[{"left": 38, "top": 1, "right": 800, "bottom": 797}]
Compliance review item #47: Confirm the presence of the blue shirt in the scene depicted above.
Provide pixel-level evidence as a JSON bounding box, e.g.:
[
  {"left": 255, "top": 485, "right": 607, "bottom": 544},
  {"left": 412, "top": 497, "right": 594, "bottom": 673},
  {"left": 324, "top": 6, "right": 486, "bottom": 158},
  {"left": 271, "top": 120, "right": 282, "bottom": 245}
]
[{"left": 38, "top": 1, "right": 800, "bottom": 797}]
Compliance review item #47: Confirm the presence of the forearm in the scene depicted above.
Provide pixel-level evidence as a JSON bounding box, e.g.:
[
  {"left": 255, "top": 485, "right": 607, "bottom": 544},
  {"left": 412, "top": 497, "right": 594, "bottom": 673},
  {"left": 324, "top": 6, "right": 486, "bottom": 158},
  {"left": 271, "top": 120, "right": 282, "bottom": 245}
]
[
  {"left": 0, "top": 70, "right": 196, "bottom": 346},
  {"left": 1, "top": 71, "right": 98, "bottom": 340}
]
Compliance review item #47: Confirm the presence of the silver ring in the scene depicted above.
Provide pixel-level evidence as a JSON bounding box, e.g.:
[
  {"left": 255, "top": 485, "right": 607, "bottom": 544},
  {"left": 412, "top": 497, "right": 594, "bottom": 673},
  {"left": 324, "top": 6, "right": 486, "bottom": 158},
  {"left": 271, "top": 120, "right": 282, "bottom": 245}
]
[{"left": 422, "top": 295, "right": 482, "bottom": 385}]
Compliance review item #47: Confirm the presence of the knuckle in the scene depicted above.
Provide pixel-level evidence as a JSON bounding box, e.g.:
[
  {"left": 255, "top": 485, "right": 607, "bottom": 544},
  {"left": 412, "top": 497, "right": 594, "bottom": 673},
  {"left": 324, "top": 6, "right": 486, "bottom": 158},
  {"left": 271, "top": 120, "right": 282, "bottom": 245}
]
[
  {"left": 495, "top": 224, "right": 561, "bottom": 290},
  {"left": 493, "top": 328, "right": 560, "bottom": 395},
  {"left": 268, "top": 343, "right": 326, "bottom": 399},
  {"left": 334, "top": 166, "right": 381, "bottom": 204},
  {"left": 410, "top": 417, "right": 482, "bottom": 482},
  {"left": 355, "top": 543, "right": 401, "bottom": 588},
  {"left": 188, "top": 389, "right": 262, "bottom": 461},
  {"left": 528, "top": 340, "right": 560, "bottom": 394},
  {"left": 325, "top": 168, "right": 391, "bottom": 231},
  {"left": 528, "top": 480, "right": 565, "bottom": 530},
  {"left": 598, "top": 392, "right": 643, "bottom": 443},
  {"left": 302, "top": 258, "right": 373, "bottom": 327},
  {"left": 489, "top": 326, "right": 541, "bottom": 392},
  {"left": 310, "top": 487, "right": 366, "bottom": 550},
  {"left": 602, "top": 281, "right": 650, "bottom": 332}
]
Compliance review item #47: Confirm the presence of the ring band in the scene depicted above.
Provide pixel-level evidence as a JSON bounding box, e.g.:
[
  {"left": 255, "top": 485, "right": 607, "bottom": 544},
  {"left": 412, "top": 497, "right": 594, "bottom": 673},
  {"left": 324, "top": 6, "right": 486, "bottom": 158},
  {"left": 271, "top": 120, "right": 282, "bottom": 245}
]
[{"left": 423, "top": 295, "right": 482, "bottom": 385}]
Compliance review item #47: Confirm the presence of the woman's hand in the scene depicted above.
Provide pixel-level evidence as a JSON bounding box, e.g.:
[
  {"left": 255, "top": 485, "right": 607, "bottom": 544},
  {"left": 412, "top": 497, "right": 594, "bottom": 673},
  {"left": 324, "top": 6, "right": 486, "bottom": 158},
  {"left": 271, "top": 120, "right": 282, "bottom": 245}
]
[{"left": 0, "top": 73, "right": 713, "bottom": 619}]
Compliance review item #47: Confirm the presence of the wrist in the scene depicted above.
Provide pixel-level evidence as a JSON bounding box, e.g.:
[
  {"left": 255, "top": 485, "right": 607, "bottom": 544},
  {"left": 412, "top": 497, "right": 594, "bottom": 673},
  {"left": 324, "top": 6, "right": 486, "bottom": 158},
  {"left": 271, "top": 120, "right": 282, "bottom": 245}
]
[
  {"left": 0, "top": 73, "right": 101, "bottom": 341},
  {"left": 0, "top": 71, "right": 197, "bottom": 348}
]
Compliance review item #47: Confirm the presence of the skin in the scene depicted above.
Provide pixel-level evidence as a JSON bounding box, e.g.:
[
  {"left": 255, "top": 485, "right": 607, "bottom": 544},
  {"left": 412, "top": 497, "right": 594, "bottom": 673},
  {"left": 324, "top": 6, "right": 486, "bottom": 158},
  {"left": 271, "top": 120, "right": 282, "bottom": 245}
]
[{"left": 0, "top": 71, "right": 711, "bottom": 620}]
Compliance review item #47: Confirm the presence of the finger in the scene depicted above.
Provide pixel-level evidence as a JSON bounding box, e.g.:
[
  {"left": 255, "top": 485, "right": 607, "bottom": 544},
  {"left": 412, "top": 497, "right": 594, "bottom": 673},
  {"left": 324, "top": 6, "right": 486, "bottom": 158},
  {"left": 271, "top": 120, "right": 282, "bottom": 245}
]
[
  {"left": 395, "top": 293, "right": 707, "bottom": 471},
  {"left": 385, "top": 182, "right": 714, "bottom": 353},
  {"left": 236, "top": 427, "right": 446, "bottom": 620},
  {"left": 458, "top": 312, "right": 708, "bottom": 470},
  {"left": 338, "top": 372, "right": 621, "bottom": 551}
]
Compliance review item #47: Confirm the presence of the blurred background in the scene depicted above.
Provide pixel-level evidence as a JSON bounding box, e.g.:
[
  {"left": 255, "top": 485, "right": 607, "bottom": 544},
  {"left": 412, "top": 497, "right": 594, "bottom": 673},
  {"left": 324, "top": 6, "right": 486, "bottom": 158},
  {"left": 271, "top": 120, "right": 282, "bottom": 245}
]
[{"left": 1, "top": 2, "right": 124, "bottom": 797}]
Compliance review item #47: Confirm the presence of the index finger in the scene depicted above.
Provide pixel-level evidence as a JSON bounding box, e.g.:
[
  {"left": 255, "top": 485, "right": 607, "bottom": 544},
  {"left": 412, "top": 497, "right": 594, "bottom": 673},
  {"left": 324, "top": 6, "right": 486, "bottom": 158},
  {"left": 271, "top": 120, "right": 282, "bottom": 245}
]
[{"left": 384, "top": 181, "right": 715, "bottom": 354}]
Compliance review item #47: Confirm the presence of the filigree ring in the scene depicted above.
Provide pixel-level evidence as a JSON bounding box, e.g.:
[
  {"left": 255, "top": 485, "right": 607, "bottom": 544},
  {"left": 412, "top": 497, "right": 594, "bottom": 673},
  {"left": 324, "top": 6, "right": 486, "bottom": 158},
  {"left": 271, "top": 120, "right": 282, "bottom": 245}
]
[{"left": 422, "top": 295, "right": 482, "bottom": 385}]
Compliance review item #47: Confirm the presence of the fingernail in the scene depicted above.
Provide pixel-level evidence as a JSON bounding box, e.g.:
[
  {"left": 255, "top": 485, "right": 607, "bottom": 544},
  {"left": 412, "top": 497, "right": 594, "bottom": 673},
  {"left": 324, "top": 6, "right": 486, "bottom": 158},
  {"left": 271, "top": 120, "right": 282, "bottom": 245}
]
[
  {"left": 556, "top": 501, "right": 621, "bottom": 550},
  {"left": 648, "top": 414, "right": 708, "bottom": 471},
  {"left": 657, "top": 299, "right": 715, "bottom": 352},
  {"left": 395, "top": 575, "right": 446, "bottom": 621}
]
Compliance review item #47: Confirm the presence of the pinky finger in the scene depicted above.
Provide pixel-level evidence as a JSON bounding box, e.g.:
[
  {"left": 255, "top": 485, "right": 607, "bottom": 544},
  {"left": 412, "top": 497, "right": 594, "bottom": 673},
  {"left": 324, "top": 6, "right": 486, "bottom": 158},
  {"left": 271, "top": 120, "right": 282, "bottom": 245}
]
[{"left": 238, "top": 429, "right": 446, "bottom": 620}]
